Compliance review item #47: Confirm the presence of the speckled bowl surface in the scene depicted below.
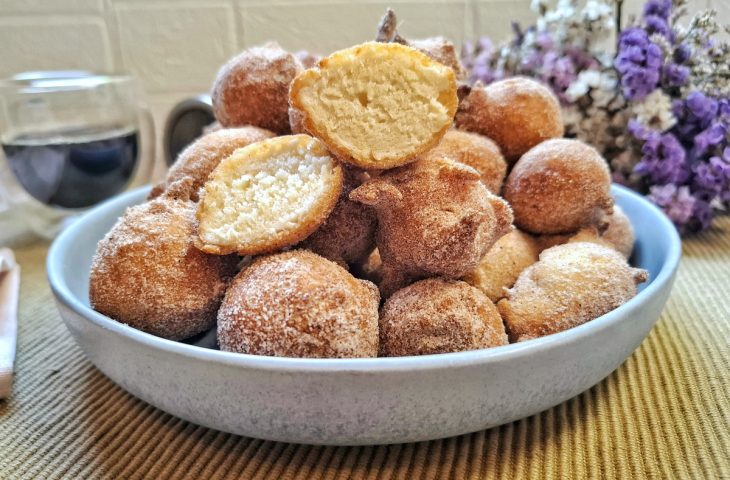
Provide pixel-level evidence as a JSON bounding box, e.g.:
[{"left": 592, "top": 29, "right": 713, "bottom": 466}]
[{"left": 47, "top": 184, "right": 680, "bottom": 446}]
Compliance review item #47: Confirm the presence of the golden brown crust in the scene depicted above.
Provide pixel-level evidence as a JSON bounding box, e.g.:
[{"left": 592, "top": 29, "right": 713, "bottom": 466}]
[
  {"left": 454, "top": 77, "right": 564, "bottom": 164},
  {"left": 290, "top": 42, "right": 458, "bottom": 170},
  {"left": 379, "top": 278, "right": 508, "bottom": 356},
  {"left": 350, "top": 157, "right": 513, "bottom": 297},
  {"left": 149, "top": 127, "right": 275, "bottom": 202},
  {"left": 217, "top": 250, "right": 380, "bottom": 358},
  {"left": 300, "top": 167, "right": 377, "bottom": 266},
  {"left": 503, "top": 138, "right": 614, "bottom": 234},
  {"left": 422, "top": 129, "right": 507, "bottom": 193},
  {"left": 212, "top": 43, "right": 303, "bottom": 134},
  {"left": 89, "top": 196, "right": 238, "bottom": 340},
  {"left": 463, "top": 229, "right": 540, "bottom": 302},
  {"left": 195, "top": 135, "right": 344, "bottom": 256},
  {"left": 602, "top": 205, "right": 635, "bottom": 258},
  {"left": 408, "top": 37, "right": 467, "bottom": 80},
  {"left": 497, "top": 242, "right": 648, "bottom": 342}
]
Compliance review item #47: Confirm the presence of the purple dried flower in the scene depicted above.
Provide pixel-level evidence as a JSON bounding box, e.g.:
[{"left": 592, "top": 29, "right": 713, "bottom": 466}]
[
  {"left": 615, "top": 28, "right": 663, "bottom": 99},
  {"left": 648, "top": 184, "right": 696, "bottom": 227},
  {"left": 694, "top": 122, "right": 728, "bottom": 156},
  {"left": 645, "top": 15, "right": 672, "bottom": 38},
  {"left": 634, "top": 131, "right": 688, "bottom": 184},
  {"left": 643, "top": 0, "right": 672, "bottom": 20},
  {"left": 673, "top": 44, "right": 691, "bottom": 64},
  {"left": 662, "top": 63, "right": 690, "bottom": 87}
]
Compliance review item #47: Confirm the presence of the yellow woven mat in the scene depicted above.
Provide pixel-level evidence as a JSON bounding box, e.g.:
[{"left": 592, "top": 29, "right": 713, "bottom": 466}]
[{"left": 1, "top": 220, "right": 729, "bottom": 480}]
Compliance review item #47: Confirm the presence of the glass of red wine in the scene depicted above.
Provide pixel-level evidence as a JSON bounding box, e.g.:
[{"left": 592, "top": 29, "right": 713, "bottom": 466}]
[{"left": 0, "top": 71, "right": 155, "bottom": 240}]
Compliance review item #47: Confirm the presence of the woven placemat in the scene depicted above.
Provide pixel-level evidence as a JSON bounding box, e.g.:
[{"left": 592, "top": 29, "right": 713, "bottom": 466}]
[{"left": 1, "top": 219, "right": 729, "bottom": 479}]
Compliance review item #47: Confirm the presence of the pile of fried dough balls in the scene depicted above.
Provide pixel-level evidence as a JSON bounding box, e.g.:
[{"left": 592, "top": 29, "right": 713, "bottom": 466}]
[{"left": 90, "top": 37, "right": 648, "bottom": 358}]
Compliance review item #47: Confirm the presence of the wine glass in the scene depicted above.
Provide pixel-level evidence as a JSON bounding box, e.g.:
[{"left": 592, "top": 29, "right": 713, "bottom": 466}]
[{"left": 0, "top": 71, "right": 155, "bottom": 242}]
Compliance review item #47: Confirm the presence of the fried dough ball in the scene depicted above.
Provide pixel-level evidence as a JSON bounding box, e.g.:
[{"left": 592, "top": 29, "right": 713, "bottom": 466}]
[
  {"left": 295, "top": 50, "right": 321, "bottom": 69},
  {"left": 350, "top": 157, "right": 513, "bottom": 297},
  {"left": 353, "top": 247, "right": 382, "bottom": 284},
  {"left": 149, "top": 127, "right": 275, "bottom": 202},
  {"left": 463, "top": 229, "right": 540, "bottom": 302},
  {"left": 290, "top": 42, "right": 458, "bottom": 169},
  {"left": 602, "top": 205, "right": 635, "bottom": 258},
  {"left": 217, "top": 250, "right": 380, "bottom": 358},
  {"left": 423, "top": 129, "right": 507, "bottom": 193},
  {"left": 196, "top": 135, "right": 343, "bottom": 255},
  {"left": 504, "top": 138, "right": 614, "bottom": 234},
  {"left": 300, "top": 167, "right": 377, "bottom": 266},
  {"left": 534, "top": 206, "right": 634, "bottom": 258},
  {"left": 497, "top": 242, "right": 648, "bottom": 342},
  {"left": 379, "top": 278, "right": 508, "bottom": 356},
  {"left": 455, "top": 78, "right": 564, "bottom": 164},
  {"left": 90, "top": 196, "right": 238, "bottom": 340},
  {"left": 288, "top": 106, "right": 306, "bottom": 135},
  {"left": 409, "top": 37, "right": 467, "bottom": 80},
  {"left": 212, "top": 42, "right": 303, "bottom": 134}
]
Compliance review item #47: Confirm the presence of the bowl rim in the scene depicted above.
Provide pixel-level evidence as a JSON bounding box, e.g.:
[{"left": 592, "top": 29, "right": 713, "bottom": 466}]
[{"left": 47, "top": 184, "right": 681, "bottom": 374}]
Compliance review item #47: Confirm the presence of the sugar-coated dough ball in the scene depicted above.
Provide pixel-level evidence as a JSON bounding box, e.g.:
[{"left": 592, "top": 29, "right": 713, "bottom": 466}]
[
  {"left": 503, "top": 138, "right": 614, "bottom": 234},
  {"left": 602, "top": 205, "right": 635, "bottom": 258},
  {"left": 90, "top": 196, "right": 238, "bottom": 340},
  {"left": 498, "top": 242, "right": 648, "bottom": 342},
  {"left": 212, "top": 43, "right": 303, "bottom": 134},
  {"left": 300, "top": 167, "right": 377, "bottom": 266},
  {"left": 423, "top": 130, "right": 507, "bottom": 194},
  {"left": 350, "top": 157, "right": 513, "bottom": 297},
  {"left": 380, "top": 278, "right": 508, "bottom": 356},
  {"left": 408, "top": 37, "right": 466, "bottom": 79},
  {"left": 217, "top": 250, "right": 380, "bottom": 358},
  {"left": 463, "top": 229, "right": 540, "bottom": 302},
  {"left": 455, "top": 77, "right": 564, "bottom": 164},
  {"left": 290, "top": 42, "right": 458, "bottom": 170},
  {"left": 195, "top": 135, "right": 343, "bottom": 256},
  {"left": 149, "top": 127, "right": 275, "bottom": 202}
]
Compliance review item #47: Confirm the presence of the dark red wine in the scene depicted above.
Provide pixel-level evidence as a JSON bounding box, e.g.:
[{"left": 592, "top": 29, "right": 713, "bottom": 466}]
[{"left": 2, "top": 128, "right": 138, "bottom": 209}]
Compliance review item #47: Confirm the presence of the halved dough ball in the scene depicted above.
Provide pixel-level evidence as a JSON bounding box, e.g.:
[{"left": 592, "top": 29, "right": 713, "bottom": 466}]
[
  {"left": 290, "top": 42, "right": 458, "bottom": 169},
  {"left": 423, "top": 129, "right": 507, "bottom": 193},
  {"left": 463, "top": 229, "right": 540, "bottom": 302},
  {"left": 503, "top": 138, "right": 614, "bottom": 234},
  {"left": 497, "top": 242, "right": 648, "bottom": 342},
  {"left": 90, "top": 196, "right": 238, "bottom": 340},
  {"left": 380, "top": 278, "right": 508, "bottom": 356},
  {"left": 455, "top": 77, "right": 564, "bottom": 164},
  {"left": 196, "top": 135, "right": 343, "bottom": 255},
  {"left": 149, "top": 127, "right": 275, "bottom": 202},
  {"left": 350, "top": 157, "right": 513, "bottom": 297},
  {"left": 212, "top": 43, "right": 303, "bottom": 134},
  {"left": 217, "top": 250, "right": 380, "bottom": 358}
]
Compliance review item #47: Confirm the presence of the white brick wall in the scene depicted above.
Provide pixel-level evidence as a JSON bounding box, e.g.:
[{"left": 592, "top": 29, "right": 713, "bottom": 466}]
[{"left": 0, "top": 0, "right": 727, "bottom": 178}]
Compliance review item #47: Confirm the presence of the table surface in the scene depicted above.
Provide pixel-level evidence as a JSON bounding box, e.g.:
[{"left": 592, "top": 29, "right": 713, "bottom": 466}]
[{"left": 1, "top": 219, "right": 729, "bottom": 480}]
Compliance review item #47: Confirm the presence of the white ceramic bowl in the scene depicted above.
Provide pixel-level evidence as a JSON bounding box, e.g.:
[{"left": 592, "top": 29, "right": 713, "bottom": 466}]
[{"left": 47, "top": 184, "right": 681, "bottom": 446}]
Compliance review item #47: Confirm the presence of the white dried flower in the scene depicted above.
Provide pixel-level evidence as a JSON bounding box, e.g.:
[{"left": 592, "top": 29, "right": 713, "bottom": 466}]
[{"left": 631, "top": 90, "right": 677, "bottom": 132}]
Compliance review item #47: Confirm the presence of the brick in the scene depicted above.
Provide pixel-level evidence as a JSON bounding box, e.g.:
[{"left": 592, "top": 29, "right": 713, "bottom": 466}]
[
  {"left": 0, "top": 0, "right": 103, "bottom": 14},
  {"left": 114, "top": 3, "right": 236, "bottom": 92},
  {"left": 0, "top": 16, "right": 112, "bottom": 78},
  {"left": 239, "top": 1, "right": 467, "bottom": 56}
]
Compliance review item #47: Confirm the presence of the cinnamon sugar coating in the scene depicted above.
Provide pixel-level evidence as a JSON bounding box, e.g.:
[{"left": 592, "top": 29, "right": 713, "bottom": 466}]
[
  {"left": 423, "top": 129, "right": 507, "bottom": 193},
  {"left": 455, "top": 78, "right": 564, "bottom": 164},
  {"left": 217, "top": 250, "right": 380, "bottom": 358},
  {"left": 379, "top": 278, "right": 508, "bottom": 356},
  {"left": 149, "top": 127, "right": 275, "bottom": 202},
  {"left": 504, "top": 138, "right": 614, "bottom": 234},
  {"left": 89, "top": 196, "right": 238, "bottom": 340},
  {"left": 498, "top": 242, "right": 648, "bottom": 342},
  {"left": 350, "top": 157, "right": 513, "bottom": 297},
  {"left": 602, "top": 206, "right": 635, "bottom": 258},
  {"left": 300, "top": 167, "right": 377, "bottom": 266},
  {"left": 463, "top": 229, "right": 540, "bottom": 302},
  {"left": 212, "top": 42, "right": 303, "bottom": 134}
]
